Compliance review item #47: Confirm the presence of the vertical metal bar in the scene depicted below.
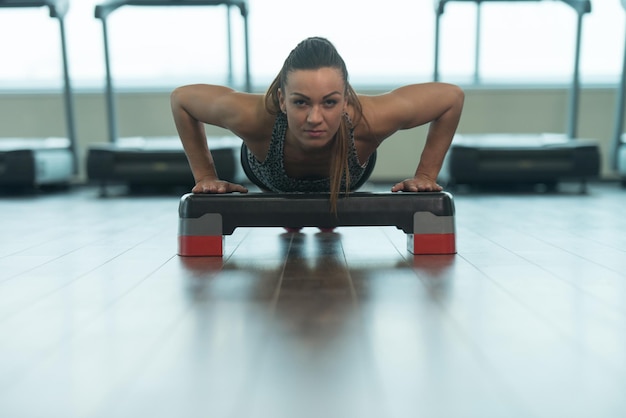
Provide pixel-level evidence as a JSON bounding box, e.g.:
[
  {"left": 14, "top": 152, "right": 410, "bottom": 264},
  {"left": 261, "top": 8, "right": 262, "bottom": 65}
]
[
  {"left": 226, "top": 4, "right": 233, "bottom": 87},
  {"left": 434, "top": 1, "right": 442, "bottom": 82},
  {"left": 474, "top": 1, "right": 481, "bottom": 83},
  {"left": 611, "top": 15, "right": 626, "bottom": 170},
  {"left": 57, "top": 16, "right": 78, "bottom": 174},
  {"left": 241, "top": 2, "right": 251, "bottom": 92},
  {"left": 101, "top": 17, "right": 118, "bottom": 144},
  {"left": 567, "top": 8, "right": 583, "bottom": 139}
]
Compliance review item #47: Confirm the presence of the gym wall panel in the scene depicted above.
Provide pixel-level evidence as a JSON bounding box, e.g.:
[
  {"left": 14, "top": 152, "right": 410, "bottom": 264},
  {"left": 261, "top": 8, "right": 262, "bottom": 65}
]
[{"left": 0, "top": 87, "right": 621, "bottom": 182}]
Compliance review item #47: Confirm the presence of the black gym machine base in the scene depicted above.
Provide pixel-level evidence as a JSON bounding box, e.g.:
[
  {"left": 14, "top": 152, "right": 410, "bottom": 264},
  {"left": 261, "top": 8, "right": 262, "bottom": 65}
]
[
  {"left": 0, "top": 138, "right": 74, "bottom": 187},
  {"left": 178, "top": 192, "right": 457, "bottom": 257},
  {"left": 440, "top": 134, "right": 600, "bottom": 190},
  {"left": 87, "top": 136, "right": 242, "bottom": 192}
]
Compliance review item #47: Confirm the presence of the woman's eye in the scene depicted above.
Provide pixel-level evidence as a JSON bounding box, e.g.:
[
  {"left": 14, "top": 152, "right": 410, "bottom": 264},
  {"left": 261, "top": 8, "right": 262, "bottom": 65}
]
[
  {"left": 324, "top": 100, "right": 338, "bottom": 107},
  {"left": 293, "top": 100, "right": 307, "bottom": 106}
]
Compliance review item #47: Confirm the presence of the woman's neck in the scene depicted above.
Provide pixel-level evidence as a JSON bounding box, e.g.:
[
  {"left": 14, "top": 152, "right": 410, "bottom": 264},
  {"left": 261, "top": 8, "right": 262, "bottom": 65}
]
[{"left": 283, "top": 130, "right": 335, "bottom": 178}]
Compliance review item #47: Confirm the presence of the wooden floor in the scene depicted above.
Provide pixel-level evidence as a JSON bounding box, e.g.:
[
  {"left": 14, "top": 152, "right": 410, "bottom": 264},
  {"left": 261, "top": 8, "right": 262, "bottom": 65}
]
[{"left": 1, "top": 182, "right": 626, "bottom": 418}]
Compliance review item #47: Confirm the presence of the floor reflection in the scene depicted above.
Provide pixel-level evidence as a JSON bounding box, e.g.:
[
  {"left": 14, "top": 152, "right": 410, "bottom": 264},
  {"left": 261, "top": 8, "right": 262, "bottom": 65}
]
[
  {"left": 178, "top": 229, "right": 457, "bottom": 317},
  {"left": 172, "top": 229, "right": 460, "bottom": 417}
]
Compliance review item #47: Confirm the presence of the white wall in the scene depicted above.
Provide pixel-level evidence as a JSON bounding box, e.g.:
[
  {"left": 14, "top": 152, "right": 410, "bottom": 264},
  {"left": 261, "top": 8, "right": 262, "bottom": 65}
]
[{"left": 0, "top": 86, "right": 622, "bottom": 182}]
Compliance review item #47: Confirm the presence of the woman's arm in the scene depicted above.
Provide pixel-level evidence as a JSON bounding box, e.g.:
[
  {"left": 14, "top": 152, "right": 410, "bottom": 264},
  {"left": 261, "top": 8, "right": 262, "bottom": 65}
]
[
  {"left": 170, "top": 84, "right": 257, "bottom": 193},
  {"left": 362, "top": 82, "right": 465, "bottom": 192}
]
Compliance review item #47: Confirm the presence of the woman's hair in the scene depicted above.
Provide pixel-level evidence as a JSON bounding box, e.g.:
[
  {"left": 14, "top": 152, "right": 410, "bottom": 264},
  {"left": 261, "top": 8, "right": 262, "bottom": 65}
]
[{"left": 265, "top": 37, "right": 365, "bottom": 212}]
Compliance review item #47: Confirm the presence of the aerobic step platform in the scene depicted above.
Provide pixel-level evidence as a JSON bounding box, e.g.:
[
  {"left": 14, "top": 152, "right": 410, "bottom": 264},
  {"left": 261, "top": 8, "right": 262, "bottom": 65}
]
[{"left": 178, "top": 192, "right": 456, "bottom": 256}]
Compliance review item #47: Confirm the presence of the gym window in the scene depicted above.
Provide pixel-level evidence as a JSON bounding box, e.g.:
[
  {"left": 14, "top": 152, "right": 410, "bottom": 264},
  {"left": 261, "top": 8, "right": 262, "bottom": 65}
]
[{"left": 0, "top": 0, "right": 623, "bottom": 91}]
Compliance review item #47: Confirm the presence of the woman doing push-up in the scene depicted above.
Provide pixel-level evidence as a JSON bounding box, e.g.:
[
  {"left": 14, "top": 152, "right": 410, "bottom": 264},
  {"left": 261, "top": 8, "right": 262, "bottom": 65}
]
[{"left": 171, "top": 36, "right": 464, "bottom": 210}]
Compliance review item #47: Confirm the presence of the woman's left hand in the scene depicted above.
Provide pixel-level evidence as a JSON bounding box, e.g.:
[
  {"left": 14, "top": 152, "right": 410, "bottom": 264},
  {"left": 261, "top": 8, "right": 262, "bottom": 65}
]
[{"left": 391, "top": 174, "right": 443, "bottom": 192}]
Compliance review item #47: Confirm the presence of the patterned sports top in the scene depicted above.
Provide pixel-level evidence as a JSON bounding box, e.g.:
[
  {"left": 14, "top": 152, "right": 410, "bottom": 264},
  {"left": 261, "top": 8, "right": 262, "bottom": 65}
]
[{"left": 244, "top": 112, "right": 371, "bottom": 192}]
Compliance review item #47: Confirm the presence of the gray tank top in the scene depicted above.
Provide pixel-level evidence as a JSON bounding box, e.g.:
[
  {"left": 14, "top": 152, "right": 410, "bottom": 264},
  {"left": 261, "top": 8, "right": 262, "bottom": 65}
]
[{"left": 245, "top": 112, "right": 369, "bottom": 192}]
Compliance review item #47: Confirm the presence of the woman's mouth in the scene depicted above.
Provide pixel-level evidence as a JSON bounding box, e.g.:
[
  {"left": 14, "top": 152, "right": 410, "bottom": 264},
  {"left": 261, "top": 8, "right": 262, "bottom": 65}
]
[{"left": 305, "top": 130, "right": 326, "bottom": 138}]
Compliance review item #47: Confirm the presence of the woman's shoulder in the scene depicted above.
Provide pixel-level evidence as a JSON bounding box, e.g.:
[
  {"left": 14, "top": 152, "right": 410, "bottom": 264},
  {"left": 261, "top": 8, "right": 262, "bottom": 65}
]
[
  {"left": 225, "top": 93, "right": 276, "bottom": 141},
  {"left": 352, "top": 93, "right": 402, "bottom": 142},
  {"left": 355, "top": 85, "right": 437, "bottom": 138}
]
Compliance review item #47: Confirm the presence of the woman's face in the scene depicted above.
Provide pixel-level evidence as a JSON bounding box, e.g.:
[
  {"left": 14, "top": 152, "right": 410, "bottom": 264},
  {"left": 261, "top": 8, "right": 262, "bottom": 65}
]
[{"left": 278, "top": 67, "right": 347, "bottom": 152}]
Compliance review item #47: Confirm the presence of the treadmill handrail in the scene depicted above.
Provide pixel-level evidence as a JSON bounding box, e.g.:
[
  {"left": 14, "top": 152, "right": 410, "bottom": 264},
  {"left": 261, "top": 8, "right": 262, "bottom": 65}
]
[
  {"left": 0, "top": 0, "right": 69, "bottom": 18},
  {"left": 433, "top": 0, "right": 591, "bottom": 138},
  {"left": 95, "top": 0, "right": 251, "bottom": 144},
  {"left": 95, "top": 0, "right": 247, "bottom": 20},
  {"left": 435, "top": 0, "right": 591, "bottom": 15},
  {"left": 559, "top": 0, "right": 591, "bottom": 14}
]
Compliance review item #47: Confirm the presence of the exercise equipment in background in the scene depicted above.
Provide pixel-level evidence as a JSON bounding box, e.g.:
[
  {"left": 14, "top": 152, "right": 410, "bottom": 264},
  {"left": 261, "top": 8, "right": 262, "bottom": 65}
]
[
  {"left": 86, "top": 0, "right": 249, "bottom": 194},
  {"left": 177, "top": 192, "right": 457, "bottom": 257},
  {"left": 0, "top": 0, "right": 77, "bottom": 189},
  {"left": 435, "top": 0, "right": 601, "bottom": 192},
  {"left": 612, "top": 0, "right": 626, "bottom": 187}
]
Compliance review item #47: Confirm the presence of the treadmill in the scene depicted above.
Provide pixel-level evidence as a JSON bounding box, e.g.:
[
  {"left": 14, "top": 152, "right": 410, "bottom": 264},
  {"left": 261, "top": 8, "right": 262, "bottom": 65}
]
[
  {"left": 86, "top": 0, "right": 250, "bottom": 194},
  {"left": 435, "top": 0, "right": 601, "bottom": 192},
  {"left": 0, "top": 0, "right": 77, "bottom": 189},
  {"left": 612, "top": 0, "right": 626, "bottom": 187}
]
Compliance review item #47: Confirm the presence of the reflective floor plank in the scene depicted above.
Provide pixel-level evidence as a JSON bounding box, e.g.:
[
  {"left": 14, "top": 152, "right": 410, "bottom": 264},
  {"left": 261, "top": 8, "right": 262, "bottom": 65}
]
[{"left": 0, "top": 184, "right": 625, "bottom": 418}]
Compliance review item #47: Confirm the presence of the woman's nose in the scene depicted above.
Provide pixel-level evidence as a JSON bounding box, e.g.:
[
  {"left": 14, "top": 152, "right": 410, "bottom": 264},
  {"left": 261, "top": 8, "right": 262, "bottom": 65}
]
[{"left": 307, "top": 106, "right": 322, "bottom": 124}]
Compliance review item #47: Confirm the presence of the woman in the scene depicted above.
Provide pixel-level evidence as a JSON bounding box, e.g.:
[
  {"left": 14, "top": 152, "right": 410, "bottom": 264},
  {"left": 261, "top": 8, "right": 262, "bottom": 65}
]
[{"left": 171, "top": 36, "right": 464, "bottom": 210}]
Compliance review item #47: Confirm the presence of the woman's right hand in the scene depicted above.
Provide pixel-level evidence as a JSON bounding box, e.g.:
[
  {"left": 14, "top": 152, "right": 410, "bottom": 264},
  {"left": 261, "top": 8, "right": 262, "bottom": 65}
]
[{"left": 192, "top": 177, "right": 248, "bottom": 194}]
